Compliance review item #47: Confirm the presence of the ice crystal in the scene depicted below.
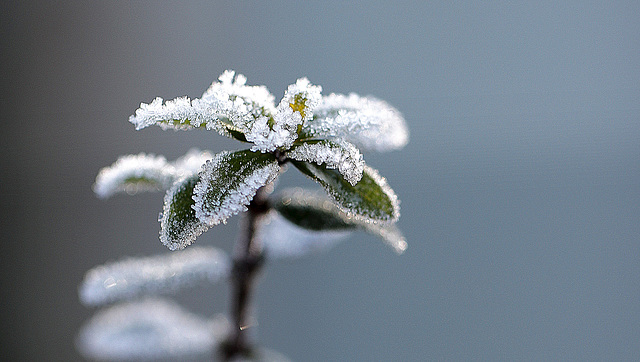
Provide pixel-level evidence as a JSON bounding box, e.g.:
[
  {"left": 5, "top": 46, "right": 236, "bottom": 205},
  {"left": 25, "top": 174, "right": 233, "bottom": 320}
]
[
  {"left": 247, "top": 77, "right": 322, "bottom": 152},
  {"left": 93, "top": 153, "right": 175, "bottom": 199},
  {"left": 287, "top": 140, "right": 364, "bottom": 186},
  {"left": 129, "top": 70, "right": 276, "bottom": 138},
  {"left": 128, "top": 96, "right": 209, "bottom": 131},
  {"left": 199, "top": 70, "right": 276, "bottom": 133},
  {"left": 77, "top": 298, "right": 226, "bottom": 360},
  {"left": 303, "top": 93, "right": 409, "bottom": 152},
  {"left": 79, "top": 246, "right": 230, "bottom": 307},
  {"left": 258, "top": 211, "right": 351, "bottom": 259},
  {"left": 193, "top": 150, "right": 280, "bottom": 226}
]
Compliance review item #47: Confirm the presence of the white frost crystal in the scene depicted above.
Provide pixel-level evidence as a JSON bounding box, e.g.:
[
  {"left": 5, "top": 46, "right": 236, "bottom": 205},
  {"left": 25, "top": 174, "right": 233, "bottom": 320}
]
[
  {"left": 287, "top": 140, "right": 364, "bottom": 186},
  {"left": 79, "top": 246, "right": 231, "bottom": 306},
  {"left": 193, "top": 150, "right": 280, "bottom": 226},
  {"left": 77, "top": 298, "right": 225, "bottom": 360},
  {"left": 127, "top": 71, "right": 407, "bottom": 155},
  {"left": 247, "top": 77, "right": 322, "bottom": 152},
  {"left": 93, "top": 153, "right": 176, "bottom": 199},
  {"left": 304, "top": 93, "right": 409, "bottom": 152},
  {"left": 199, "top": 70, "right": 276, "bottom": 132},
  {"left": 129, "top": 70, "right": 276, "bottom": 138},
  {"left": 128, "top": 96, "right": 209, "bottom": 131}
]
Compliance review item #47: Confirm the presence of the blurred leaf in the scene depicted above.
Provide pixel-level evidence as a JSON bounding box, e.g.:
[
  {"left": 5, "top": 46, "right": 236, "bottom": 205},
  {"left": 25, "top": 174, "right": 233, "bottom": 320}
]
[
  {"left": 79, "top": 247, "right": 231, "bottom": 307},
  {"left": 93, "top": 153, "right": 176, "bottom": 199},
  {"left": 257, "top": 211, "right": 351, "bottom": 260},
  {"left": 76, "top": 299, "right": 226, "bottom": 361}
]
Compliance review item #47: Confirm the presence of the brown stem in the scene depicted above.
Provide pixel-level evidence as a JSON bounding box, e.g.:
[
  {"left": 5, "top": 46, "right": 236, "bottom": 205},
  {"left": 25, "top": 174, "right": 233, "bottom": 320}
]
[{"left": 221, "top": 186, "right": 270, "bottom": 360}]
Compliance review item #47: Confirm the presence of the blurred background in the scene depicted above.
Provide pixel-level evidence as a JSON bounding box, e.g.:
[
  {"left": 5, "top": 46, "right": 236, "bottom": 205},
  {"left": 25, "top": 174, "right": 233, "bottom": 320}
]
[{"left": 1, "top": 1, "right": 638, "bottom": 360}]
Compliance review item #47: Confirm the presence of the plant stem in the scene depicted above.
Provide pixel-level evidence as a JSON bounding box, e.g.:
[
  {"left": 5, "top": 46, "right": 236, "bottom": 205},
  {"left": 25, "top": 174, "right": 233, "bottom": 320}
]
[{"left": 221, "top": 186, "right": 270, "bottom": 360}]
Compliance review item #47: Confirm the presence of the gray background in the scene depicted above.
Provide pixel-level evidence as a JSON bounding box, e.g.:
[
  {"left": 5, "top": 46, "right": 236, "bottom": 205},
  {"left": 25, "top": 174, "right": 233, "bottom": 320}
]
[{"left": 2, "top": 1, "right": 638, "bottom": 360}]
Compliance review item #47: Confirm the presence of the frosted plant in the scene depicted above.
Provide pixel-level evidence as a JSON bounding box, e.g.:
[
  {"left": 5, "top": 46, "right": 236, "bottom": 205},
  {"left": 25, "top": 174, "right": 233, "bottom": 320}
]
[{"left": 79, "top": 70, "right": 409, "bottom": 361}]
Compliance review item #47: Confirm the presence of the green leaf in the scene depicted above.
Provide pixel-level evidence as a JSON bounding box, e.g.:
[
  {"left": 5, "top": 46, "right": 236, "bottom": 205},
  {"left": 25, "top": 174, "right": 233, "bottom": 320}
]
[
  {"left": 273, "top": 188, "right": 407, "bottom": 253},
  {"left": 292, "top": 161, "right": 400, "bottom": 224},
  {"left": 193, "top": 150, "right": 280, "bottom": 226},
  {"left": 159, "top": 175, "right": 209, "bottom": 251}
]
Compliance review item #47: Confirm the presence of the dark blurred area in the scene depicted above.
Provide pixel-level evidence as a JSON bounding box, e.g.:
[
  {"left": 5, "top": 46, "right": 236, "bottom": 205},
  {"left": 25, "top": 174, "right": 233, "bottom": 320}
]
[{"left": 1, "top": 1, "right": 638, "bottom": 360}]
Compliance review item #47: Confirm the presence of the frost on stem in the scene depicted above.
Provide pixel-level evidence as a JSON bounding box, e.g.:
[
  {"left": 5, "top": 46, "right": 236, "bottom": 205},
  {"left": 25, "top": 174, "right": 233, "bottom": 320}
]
[
  {"left": 303, "top": 93, "right": 409, "bottom": 152},
  {"left": 287, "top": 139, "right": 364, "bottom": 186},
  {"left": 247, "top": 77, "right": 322, "bottom": 152},
  {"left": 79, "top": 246, "right": 231, "bottom": 307},
  {"left": 193, "top": 150, "right": 280, "bottom": 226},
  {"left": 77, "top": 298, "right": 226, "bottom": 361}
]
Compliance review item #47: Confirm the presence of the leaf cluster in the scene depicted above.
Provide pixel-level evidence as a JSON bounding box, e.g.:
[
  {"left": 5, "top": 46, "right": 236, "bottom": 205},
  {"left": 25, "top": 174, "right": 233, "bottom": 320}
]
[{"left": 95, "top": 70, "right": 409, "bottom": 253}]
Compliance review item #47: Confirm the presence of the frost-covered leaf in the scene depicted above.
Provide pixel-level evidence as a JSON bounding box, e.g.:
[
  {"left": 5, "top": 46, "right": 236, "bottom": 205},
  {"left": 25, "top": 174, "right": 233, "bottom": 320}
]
[
  {"left": 200, "top": 70, "right": 276, "bottom": 138},
  {"left": 273, "top": 188, "right": 407, "bottom": 253},
  {"left": 293, "top": 162, "right": 400, "bottom": 224},
  {"left": 301, "top": 93, "right": 409, "bottom": 152},
  {"left": 79, "top": 246, "right": 230, "bottom": 307},
  {"left": 76, "top": 298, "right": 227, "bottom": 361},
  {"left": 93, "top": 153, "right": 176, "bottom": 199},
  {"left": 94, "top": 149, "right": 213, "bottom": 199},
  {"left": 194, "top": 150, "right": 280, "bottom": 226},
  {"left": 129, "top": 70, "right": 275, "bottom": 141},
  {"left": 287, "top": 139, "right": 364, "bottom": 186},
  {"left": 247, "top": 77, "right": 322, "bottom": 152},
  {"left": 160, "top": 175, "right": 209, "bottom": 250},
  {"left": 257, "top": 210, "right": 351, "bottom": 260}
]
